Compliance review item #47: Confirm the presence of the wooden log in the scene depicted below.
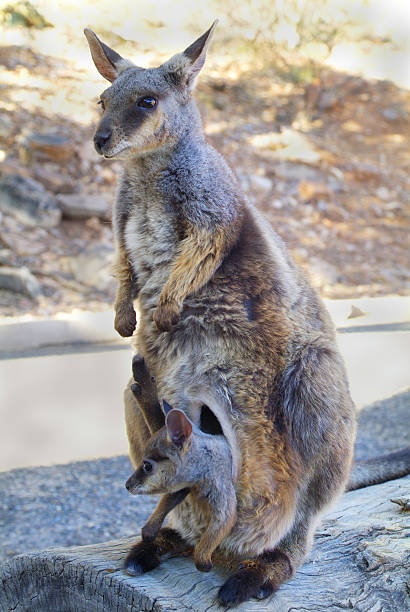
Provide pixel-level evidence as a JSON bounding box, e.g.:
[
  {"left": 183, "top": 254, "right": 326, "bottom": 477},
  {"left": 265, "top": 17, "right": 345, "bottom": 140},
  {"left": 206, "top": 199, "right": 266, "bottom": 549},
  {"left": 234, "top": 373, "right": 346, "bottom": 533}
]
[{"left": 0, "top": 476, "right": 409, "bottom": 612}]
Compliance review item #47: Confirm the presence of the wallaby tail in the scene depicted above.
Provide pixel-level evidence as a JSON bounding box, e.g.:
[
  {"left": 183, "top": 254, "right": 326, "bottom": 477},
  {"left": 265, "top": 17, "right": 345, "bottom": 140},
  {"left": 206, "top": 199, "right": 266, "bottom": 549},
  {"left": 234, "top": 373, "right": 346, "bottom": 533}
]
[{"left": 347, "top": 447, "right": 410, "bottom": 491}]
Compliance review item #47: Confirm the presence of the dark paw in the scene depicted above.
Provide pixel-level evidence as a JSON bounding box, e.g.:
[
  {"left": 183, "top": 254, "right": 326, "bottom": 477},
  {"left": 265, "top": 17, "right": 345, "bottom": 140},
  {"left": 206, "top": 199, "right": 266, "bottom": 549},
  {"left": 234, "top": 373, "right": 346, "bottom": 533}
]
[
  {"left": 115, "top": 308, "right": 136, "bottom": 337},
  {"left": 130, "top": 382, "right": 142, "bottom": 399},
  {"left": 255, "top": 580, "right": 275, "bottom": 600},
  {"left": 153, "top": 301, "right": 180, "bottom": 332},
  {"left": 124, "top": 541, "right": 160, "bottom": 576},
  {"left": 195, "top": 558, "right": 213, "bottom": 572},
  {"left": 132, "top": 354, "right": 147, "bottom": 383},
  {"left": 141, "top": 522, "right": 160, "bottom": 543},
  {"left": 218, "top": 568, "right": 265, "bottom": 607}
]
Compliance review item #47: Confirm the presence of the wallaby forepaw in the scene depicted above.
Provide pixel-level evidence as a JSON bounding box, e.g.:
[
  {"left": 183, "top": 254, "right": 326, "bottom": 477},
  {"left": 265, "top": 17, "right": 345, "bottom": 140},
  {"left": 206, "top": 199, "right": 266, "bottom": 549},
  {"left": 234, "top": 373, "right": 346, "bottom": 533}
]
[
  {"left": 115, "top": 307, "right": 136, "bottom": 337},
  {"left": 153, "top": 301, "right": 181, "bottom": 332},
  {"left": 124, "top": 541, "right": 160, "bottom": 576},
  {"left": 195, "top": 557, "right": 213, "bottom": 572},
  {"left": 141, "top": 522, "right": 160, "bottom": 542}
]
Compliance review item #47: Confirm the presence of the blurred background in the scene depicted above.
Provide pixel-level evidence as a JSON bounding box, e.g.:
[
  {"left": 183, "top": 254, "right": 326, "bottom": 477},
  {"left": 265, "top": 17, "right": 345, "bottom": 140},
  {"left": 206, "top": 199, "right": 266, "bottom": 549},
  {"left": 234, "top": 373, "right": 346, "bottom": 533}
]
[{"left": 0, "top": 0, "right": 409, "bottom": 471}]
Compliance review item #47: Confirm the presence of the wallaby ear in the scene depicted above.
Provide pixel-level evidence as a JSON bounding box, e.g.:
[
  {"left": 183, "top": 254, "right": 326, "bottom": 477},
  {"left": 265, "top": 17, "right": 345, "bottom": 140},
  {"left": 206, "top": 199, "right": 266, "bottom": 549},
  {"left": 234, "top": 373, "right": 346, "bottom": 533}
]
[
  {"left": 162, "top": 399, "right": 174, "bottom": 416},
  {"left": 84, "top": 28, "right": 132, "bottom": 82},
  {"left": 163, "top": 20, "right": 218, "bottom": 90},
  {"left": 166, "top": 409, "right": 193, "bottom": 449}
]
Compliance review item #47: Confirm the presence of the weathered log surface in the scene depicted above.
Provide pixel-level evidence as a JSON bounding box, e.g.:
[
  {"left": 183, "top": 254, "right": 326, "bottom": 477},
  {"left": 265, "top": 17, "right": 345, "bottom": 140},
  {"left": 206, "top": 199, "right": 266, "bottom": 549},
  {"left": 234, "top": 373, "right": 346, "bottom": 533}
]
[{"left": 1, "top": 476, "right": 409, "bottom": 612}]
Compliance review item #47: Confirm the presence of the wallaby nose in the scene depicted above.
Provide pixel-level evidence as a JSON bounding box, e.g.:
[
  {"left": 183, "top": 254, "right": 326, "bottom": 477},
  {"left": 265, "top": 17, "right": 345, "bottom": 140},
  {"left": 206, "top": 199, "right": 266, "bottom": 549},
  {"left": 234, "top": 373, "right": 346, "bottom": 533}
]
[{"left": 94, "top": 129, "right": 112, "bottom": 154}]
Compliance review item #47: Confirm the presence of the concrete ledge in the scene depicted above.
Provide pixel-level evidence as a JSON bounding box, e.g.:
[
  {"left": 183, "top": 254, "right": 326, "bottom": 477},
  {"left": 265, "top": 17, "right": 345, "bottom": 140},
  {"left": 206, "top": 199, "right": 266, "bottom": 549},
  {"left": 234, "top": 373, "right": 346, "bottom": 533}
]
[
  {"left": 1, "top": 476, "right": 408, "bottom": 611},
  {"left": 0, "top": 310, "right": 126, "bottom": 355},
  {"left": 0, "top": 296, "right": 409, "bottom": 356}
]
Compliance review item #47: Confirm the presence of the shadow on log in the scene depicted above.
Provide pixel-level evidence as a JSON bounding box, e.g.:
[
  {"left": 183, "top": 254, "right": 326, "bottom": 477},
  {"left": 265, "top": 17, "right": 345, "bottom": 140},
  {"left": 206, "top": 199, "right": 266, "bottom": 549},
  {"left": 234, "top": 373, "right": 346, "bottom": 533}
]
[{"left": 0, "top": 475, "right": 408, "bottom": 611}]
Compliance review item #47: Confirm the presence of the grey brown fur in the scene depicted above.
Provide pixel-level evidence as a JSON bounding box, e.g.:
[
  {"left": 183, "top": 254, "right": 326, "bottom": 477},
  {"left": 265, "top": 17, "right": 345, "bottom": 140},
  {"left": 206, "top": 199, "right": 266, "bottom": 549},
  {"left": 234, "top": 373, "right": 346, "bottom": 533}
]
[
  {"left": 85, "top": 24, "right": 357, "bottom": 605},
  {"left": 125, "top": 404, "right": 236, "bottom": 572}
]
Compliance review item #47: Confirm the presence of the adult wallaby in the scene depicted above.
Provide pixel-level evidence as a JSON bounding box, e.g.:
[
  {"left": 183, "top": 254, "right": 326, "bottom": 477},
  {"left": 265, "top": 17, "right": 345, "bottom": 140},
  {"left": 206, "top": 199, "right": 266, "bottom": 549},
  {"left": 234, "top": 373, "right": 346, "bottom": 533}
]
[
  {"left": 85, "top": 24, "right": 357, "bottom": 606},
  {"left": 125, "top": 401, "right": 237, "bottom": 573}
]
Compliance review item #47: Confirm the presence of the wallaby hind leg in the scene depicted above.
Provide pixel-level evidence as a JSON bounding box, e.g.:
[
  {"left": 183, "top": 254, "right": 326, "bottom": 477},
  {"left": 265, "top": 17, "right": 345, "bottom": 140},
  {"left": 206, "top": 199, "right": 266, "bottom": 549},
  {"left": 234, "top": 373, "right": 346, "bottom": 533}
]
[
  {"left": 113, "top": 247, "right": 137, "bottom": 337},
  {"left": 218, "top": 518, "right": 314, "bottom": 606},
  {"left": 129, "top": 355, "right": 188, "bottom": 540},
  {"left": 142, "top": 489, "right": 190, "bottom": 542},
  {"left": 194, "top": 504, "right": 236, "bottom": 572},
  {"left": 125, "top": 355, "right": 164, "bottom": 466},
  {"left": 124, "top": 527, "right": 193, "bottom": 576},
  {"left": 131, "top": 354, "right": 165, "bottom": 434}
]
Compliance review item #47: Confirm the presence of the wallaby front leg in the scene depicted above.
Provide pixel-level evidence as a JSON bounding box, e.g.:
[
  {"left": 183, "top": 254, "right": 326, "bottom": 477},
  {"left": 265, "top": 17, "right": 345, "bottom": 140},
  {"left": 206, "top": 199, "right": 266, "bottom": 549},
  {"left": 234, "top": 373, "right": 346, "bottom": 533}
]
[
  {"left": 141, "top": 489, "right": 190, "bottom": 541},
  {"left": 124, "top": 527, "right": 193, "bottom": 576},
  {"left": 153, "top": 226, "right": 228, "bottom": 332},
  {"left": 112, "top": 246, "right": 137, "bottom": 337}
]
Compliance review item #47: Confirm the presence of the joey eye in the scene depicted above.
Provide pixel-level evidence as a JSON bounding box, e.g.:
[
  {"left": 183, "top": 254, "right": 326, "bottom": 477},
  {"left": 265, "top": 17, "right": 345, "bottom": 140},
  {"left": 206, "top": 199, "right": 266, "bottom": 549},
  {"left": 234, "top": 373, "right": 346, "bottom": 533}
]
[
  {"left": 97, "top": 99, "right": 105, "bottom": 111},
  {"left": 137, "top": 96, "right": 157, "bottom": 109},
  {"left": 142, "top": 460, "right": 153, "bottom": 474}
]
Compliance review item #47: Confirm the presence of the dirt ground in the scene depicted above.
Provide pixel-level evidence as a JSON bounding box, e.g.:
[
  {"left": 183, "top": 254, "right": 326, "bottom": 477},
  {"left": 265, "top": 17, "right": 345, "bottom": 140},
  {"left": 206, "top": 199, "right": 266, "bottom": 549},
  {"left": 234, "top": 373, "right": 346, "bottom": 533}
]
[{"left": 0, "top": 10, "right": 409, "bottom": 318}]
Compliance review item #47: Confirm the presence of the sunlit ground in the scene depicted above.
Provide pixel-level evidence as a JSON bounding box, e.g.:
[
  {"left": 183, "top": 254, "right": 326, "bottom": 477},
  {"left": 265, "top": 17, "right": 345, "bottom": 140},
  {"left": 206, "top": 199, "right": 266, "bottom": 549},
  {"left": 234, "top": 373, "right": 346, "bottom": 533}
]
[
  {"left": 1, "top": 0, "right": 410, "bottom": 116},
  {"left": 1, "top": 0, "right": 409, "bottom": 313}
]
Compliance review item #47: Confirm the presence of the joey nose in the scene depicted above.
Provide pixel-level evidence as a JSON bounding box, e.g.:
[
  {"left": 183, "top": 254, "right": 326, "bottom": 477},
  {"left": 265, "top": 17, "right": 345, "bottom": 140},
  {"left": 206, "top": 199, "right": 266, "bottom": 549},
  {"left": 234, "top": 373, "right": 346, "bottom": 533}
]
[
  {"left": 125, "top": 475, "right": 135, "bottom": 491},
  {"left": 94, "top": 130, "right": 112, "bottom": 154}
]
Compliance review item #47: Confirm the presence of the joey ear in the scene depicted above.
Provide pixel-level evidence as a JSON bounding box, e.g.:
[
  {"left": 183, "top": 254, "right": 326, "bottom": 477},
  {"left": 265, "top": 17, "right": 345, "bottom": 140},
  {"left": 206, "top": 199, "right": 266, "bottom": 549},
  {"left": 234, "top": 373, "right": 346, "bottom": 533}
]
[
  {"left": 84, "top": 28, "right": 132, "bottom": 82},
  {"left": 163, "top": 20, "right": 218, "bottom": 90},
  {"left": 166, "top": 409, "right": 193, "bottom": 449},
  {"left": 162, "top": 399, "right": 174, "bottom": 416}
]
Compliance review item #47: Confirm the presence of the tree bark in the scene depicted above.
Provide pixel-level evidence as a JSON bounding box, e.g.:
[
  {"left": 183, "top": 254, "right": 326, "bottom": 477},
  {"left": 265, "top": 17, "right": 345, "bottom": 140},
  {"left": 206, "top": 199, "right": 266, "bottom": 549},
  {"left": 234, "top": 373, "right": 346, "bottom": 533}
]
[{"left": 0, "top": 475, "right": 408, "bottom": 612}]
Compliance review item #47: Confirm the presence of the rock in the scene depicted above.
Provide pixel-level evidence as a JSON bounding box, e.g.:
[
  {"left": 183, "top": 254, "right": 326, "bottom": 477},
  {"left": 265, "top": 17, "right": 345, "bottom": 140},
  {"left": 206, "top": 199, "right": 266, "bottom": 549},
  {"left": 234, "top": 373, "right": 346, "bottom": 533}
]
[
  {"left": 33, "top": 165, "right": 78, "bottom": 194},
  {"left": 250, "top": 129, "right": 322, "bottom": 164},
  {"left": 375, "top": 186, "right": 391, "bottom": 201},
  {"left": 0, "top": 266, "right": 41, "bottom": 299},
  {"left": 0, "top": 45, "right": 38, "bottom": 70},
  {"left": 347, "top": 305, "right": 366, "bottom": 319},
  {"left": 0, "top": 249, "right": 12, "bottom": 265},
  {"left": 242, "top": 174, "right": 273, "bottom": 195},
  {"left": 272, "top": 199, "right": 284, "bottom": 209},
  {"left": 308, "top": 259, "right": 340, "bottom": 288},
  {"left": 20, "top": 132, "right": 74, "bottom": 164},
  {"left": 382, "top": 106, "right": 408, "bottom": 122},
  {"left": 64, "top": 244, "right": 115, "bottom": 291},
  {"left": 0, "top": 114, "right": 13, "bottom": 140},
  {"left": 273, "top": 163, "right": 341, "bottom": 191},
  {"left": 346, "top": 163, "right": 381, "bottom": 182},
  {"left": 317, "top": 90, "right": 339, "bottom": 112},
  {"left": 384, "top": 201, "right": 402, "bottom": 211},
  {"left": 2, "top": 222, "right": 48, "bottom": 257},
  {"left": 298, "top": 180, "right": 333, "bottom": 201},
  {"left": 0, "top": 174, "right": 61, "bottom": 228},
  {"left": 0, "top": 158, "right": 32, "bottom": 179},
  {"left": 57, "top": 193, "right": 111, "bottom": 221},
  {"left": 78, "top": 140, "right": 97, "bottom": 174}
]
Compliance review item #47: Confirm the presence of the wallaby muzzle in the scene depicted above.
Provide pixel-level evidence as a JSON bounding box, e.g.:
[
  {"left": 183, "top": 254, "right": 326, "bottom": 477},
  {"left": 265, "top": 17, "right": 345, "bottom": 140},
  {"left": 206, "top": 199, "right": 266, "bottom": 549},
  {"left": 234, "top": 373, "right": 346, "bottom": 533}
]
[
  {"left": 94, "top": 116, "right": 112, "bottom": 155},
  {"left": 125, "top": 469, "right": 143, "bottom": 494}
]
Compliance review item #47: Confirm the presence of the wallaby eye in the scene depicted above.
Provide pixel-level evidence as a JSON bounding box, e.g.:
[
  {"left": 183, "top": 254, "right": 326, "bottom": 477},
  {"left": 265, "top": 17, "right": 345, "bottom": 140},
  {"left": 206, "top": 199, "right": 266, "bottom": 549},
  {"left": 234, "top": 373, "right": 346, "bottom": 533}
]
[
  {"left": 137, "top": 96, "right": 157, "bottom": 110},
  {"left": 97, "top": 99, "right": 105, "bottom": 111},
  {"left": 142, "top": 460, "right": 153, "bottom": 474}
]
